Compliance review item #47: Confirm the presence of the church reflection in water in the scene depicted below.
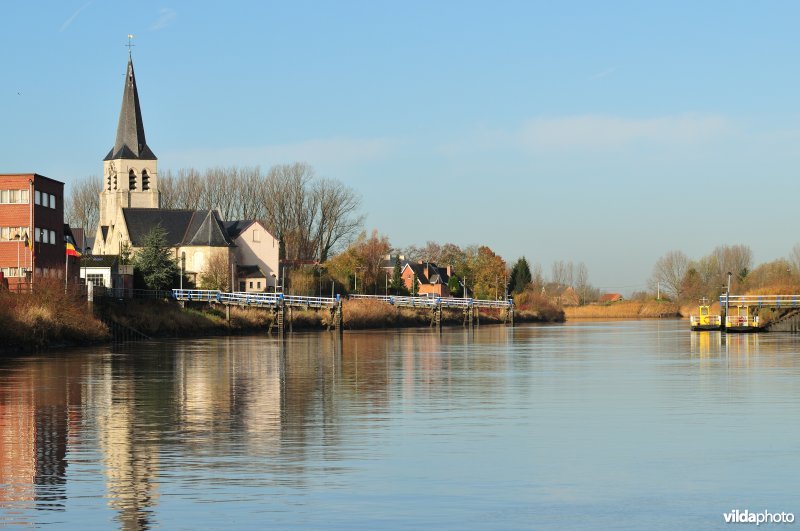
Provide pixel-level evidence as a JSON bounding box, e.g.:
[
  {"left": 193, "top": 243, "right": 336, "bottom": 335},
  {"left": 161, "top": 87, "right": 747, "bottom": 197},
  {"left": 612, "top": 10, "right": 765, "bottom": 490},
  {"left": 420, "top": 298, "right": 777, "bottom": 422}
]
[{"left": 0, "top": 327, "right": 518, "bottom": 528}]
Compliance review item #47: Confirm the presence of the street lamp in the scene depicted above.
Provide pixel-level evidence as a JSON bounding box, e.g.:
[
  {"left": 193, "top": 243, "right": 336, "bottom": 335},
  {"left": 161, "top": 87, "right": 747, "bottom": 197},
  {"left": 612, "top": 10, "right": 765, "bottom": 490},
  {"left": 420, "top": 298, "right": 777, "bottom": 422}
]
[{"left": 180, "top": 251, "right": 186, "bottom": 290}]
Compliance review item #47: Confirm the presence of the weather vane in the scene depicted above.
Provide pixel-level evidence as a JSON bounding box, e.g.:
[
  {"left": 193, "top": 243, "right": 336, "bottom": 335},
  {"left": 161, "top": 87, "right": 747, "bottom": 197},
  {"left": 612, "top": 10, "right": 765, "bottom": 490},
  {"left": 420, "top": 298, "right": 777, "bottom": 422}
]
[{"left": 126, "top": 34, "right": 135, "bottom": 55}]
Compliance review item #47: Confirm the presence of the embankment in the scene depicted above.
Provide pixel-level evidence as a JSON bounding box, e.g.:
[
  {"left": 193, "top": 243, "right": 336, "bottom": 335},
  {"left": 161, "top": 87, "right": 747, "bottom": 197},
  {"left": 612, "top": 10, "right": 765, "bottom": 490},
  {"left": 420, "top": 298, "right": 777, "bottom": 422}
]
[
  {"left": 565, "top": 300, "right": 680, "bottom": 320},
  {"left": 4, "top": 292, "right": 565, "bottom": 354},
  {"left": 1, "top": 281, "right": 110, "bottom": 354}
]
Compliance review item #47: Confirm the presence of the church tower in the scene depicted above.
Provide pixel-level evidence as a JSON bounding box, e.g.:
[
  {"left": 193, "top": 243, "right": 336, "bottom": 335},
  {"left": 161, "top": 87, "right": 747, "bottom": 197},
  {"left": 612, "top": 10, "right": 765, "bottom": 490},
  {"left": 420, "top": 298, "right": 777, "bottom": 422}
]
[
  {"left": 95, "top": 54, "right": 160, "bottom": 254},
  {"left": 98, "top": 56, "right": 160, "bottom": 226}
]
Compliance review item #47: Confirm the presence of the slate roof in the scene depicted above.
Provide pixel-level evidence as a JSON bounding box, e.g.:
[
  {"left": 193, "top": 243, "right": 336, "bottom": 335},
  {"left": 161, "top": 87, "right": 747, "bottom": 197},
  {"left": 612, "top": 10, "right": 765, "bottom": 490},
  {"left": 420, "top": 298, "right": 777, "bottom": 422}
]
[
  {"left": 402, "top": 262, "right": 451, "bottom": 285},
  {"left": 121, "top": 208, "right": 234, "bottom": 248},
  {"left": 104, "top": 58, "right": 157, "bottom": 161},
  {"left": 80, "top": 255, "right": 119, "bottom": 268},
  {"left": 237, "top": 265, "right": 266, "bottom": 278},
  {"left": 224, "top": 220, "right": 254, "bottom": 239}
]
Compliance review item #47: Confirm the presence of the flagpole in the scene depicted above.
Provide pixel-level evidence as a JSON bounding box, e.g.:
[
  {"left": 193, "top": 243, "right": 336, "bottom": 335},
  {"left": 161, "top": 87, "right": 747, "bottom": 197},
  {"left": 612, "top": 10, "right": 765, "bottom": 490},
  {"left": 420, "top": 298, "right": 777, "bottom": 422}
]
[
  {"left": 29, "top": 178, "right": 34, "bottom": 289},
  {"left": 65, "top": 245, "right": 68, "bottom": 293}
]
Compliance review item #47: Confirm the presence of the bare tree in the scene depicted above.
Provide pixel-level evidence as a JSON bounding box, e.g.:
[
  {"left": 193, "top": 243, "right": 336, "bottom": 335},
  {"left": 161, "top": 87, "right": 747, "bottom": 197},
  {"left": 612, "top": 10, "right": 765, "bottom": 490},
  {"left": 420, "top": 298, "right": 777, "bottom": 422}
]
[
  {"left": 791, "top": 244, "right": 800, "bottom": 274},
  {"left": 650, "top": 250, "right": 689, "bottom": 301},
  {"left": 574, "top": 262, "right": 589, "bottom": 303},
  {"left": 313, "top": 178, "right": 364, "bottom": 261},
  {"left": 65, "top": 176, "right": 102, "bottom": 233}
]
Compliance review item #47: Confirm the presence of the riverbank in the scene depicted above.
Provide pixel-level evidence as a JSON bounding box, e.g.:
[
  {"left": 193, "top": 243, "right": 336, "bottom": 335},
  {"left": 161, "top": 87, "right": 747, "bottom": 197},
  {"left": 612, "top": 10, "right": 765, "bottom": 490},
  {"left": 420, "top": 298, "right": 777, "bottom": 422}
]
[
  {"left": 565, "top": 300, "right": 680, "bottom": 320},
  {"left": 0, "top": 281, "right": 110, "bottom": 353},
  {"left": 3, "top": 295, "right": 565, "bottom": 354}
]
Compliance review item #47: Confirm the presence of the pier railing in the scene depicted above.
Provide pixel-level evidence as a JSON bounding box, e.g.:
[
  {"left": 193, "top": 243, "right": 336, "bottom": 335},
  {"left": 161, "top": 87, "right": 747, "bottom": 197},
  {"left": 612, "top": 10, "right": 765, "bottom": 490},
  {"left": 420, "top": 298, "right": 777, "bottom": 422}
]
[
  {"left": 720, "top": 295, "right": 800, "bottom": 308},
  {"left": 348, "top": 293, "right": 513, "bottom": 309},
  {"left": 172, "top": 289, "right": 337, "bottom": 308}
]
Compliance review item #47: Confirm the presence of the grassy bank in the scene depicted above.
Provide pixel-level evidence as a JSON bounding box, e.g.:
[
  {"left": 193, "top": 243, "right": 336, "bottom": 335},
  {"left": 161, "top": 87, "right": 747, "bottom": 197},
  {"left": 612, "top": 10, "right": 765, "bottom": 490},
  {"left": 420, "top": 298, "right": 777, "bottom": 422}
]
[
  {"left": 3, "top": 290, "right": 566, "bottom": 354},
  {"left": 0, "top": 280, "right": 110, "bottom": 353},
  {"left": 565, "top": 300, "right": 680, "bottom": 320}
]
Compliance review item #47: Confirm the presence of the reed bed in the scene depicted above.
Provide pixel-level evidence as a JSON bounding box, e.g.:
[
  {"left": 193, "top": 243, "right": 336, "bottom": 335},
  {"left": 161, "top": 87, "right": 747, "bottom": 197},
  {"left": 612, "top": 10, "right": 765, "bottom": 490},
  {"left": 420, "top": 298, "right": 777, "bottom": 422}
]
[
  {"left": 565, "top": 300, "right": 679, "bottom": 320},
  {"left": 1, "top": 279, "right": 110, "bottom": 352}
]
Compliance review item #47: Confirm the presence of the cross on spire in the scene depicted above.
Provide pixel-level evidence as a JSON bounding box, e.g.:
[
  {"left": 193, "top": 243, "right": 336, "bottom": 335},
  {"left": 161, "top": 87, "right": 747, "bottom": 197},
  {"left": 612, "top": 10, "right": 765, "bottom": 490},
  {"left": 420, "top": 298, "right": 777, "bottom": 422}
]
[{"left": 126, "top": 34, "right": 135, "bottom": 56}]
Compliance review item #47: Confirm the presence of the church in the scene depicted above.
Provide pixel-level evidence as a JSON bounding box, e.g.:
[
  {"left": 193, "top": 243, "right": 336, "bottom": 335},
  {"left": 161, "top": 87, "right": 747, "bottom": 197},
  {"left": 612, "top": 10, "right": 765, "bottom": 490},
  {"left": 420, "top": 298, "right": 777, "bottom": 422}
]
[{"left": 92, "top": 55, "right": 279, "bottom": 291}]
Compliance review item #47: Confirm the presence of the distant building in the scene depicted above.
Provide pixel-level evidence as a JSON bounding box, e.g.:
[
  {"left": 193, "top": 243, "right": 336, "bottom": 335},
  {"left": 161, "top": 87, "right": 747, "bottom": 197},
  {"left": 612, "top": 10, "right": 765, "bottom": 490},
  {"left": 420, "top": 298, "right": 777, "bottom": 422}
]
[
  {"left": 91, "top": 55, "right": 278, "bottom": 290},
  {"left": 599, "top": 293, "right": 624, "bottom": 304},
  {"left": 401, "top": 260, "right": 452, "bottom": 297},
  {"left": 0, "top": 173, "right": 75, "bottom": 288}
]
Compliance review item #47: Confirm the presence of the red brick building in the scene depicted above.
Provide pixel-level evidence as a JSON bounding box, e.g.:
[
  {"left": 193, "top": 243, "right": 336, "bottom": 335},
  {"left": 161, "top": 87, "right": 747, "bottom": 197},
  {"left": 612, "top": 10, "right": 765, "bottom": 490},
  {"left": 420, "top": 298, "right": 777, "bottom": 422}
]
[{"left": 0, "top": 174, "right": 76, "bottom": 288}]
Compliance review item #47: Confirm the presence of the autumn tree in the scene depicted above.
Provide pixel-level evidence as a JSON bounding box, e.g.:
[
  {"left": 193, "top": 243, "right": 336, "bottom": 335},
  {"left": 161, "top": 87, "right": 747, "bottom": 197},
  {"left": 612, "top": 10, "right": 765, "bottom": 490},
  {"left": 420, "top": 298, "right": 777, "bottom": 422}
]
[
  {"left": 199, "top": 252, "right": 230, "bottom": 291},
  {"left": 325, "top": 230, "right": 391, "bottom": 294}
]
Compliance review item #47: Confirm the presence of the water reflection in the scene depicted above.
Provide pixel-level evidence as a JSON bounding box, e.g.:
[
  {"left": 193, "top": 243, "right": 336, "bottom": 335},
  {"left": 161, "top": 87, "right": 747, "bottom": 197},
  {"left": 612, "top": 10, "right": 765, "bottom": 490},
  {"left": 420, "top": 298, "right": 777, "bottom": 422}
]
[{"left": 1, "top": 323, "right": 799, "bottom": 529}]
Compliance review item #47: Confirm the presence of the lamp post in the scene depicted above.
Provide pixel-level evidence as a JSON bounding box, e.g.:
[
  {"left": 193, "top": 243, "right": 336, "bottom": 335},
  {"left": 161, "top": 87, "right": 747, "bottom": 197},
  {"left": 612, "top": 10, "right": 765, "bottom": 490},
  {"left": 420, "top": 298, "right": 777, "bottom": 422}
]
[
  {"left": 725, "top": 271, "right": 732, "bottom": 330},
  {"left": 180, "top": 252, "right": 185, "bottom": 290},
  {"left": 270, "top": 273, "right": 277, "bottom": 293}
]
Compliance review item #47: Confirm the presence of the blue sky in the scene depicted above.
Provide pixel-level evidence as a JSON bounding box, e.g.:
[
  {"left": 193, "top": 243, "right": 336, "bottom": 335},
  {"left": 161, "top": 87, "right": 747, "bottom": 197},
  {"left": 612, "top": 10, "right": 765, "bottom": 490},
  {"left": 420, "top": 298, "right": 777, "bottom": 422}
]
[{"left": 3, "top": 1, "right": 800, "bottom": 292}]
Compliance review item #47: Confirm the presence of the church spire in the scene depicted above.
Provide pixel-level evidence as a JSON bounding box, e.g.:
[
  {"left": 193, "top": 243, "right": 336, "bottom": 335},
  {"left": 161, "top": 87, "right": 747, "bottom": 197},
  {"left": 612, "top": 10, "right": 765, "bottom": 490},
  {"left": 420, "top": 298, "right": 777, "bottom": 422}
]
[{"left": 104, "top": 57, "right": 156, "bottom": 161}]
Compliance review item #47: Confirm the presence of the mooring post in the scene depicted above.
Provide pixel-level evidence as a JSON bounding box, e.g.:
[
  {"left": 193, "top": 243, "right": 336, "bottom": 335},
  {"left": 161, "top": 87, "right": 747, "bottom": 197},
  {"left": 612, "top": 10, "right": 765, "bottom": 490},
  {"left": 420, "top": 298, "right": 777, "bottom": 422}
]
[{"left": 335, "top": 294, "right": 343, "bottom": 334}]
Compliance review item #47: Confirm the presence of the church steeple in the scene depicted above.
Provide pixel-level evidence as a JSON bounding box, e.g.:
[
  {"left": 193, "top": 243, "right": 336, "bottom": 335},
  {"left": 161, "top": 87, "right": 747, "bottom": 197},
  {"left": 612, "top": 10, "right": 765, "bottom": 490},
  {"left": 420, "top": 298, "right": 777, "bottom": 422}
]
[
  {"left": 96, "top": 52, "right": 161, "bottom": 254},
  {"left": 104, "top": 57, "right": 156, "bottom": 161}
]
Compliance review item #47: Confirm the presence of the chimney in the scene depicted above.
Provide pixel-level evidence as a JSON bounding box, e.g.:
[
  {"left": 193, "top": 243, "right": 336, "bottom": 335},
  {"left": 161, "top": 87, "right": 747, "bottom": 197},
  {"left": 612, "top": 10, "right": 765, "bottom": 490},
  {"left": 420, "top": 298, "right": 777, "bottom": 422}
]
[
  {"left": 446, "top": 265, "right": 452, "bottom": 276},
  {"left": 399, "top": 255, "right": 405, "bottom": 261}
]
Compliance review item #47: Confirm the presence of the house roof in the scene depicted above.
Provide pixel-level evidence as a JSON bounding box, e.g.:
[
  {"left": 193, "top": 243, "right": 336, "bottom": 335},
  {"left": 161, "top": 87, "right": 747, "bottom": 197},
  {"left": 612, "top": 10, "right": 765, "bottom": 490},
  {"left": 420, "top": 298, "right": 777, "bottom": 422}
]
[
  {"left": 80, "top": 255, "right": 119, "bottom": 268},
  {"left": 104, "top": 57, "right": 157, "bottom": 161},
  {"left": 401, "top": 262, "right": 451, "bottom": 285},
  {"left": 224, "top": 220, "right": 254, "bottom": 239},
  {"left": 237, "top": 265, "right": 266, "bottom": 278},
  {"left": 599, "top": 293, "right": 624, "bottom": 303},
  {"left": 121, "top": 208, "right": 234, "bottom": 247}
]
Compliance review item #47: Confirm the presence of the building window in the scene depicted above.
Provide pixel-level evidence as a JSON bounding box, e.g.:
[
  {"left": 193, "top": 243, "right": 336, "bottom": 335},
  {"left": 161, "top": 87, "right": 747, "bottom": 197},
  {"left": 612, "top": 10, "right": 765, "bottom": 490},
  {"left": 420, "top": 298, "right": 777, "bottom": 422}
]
[
  {"left": 35, "top": 228, "right": 41, "bottom": 243},
  {"left": 86, "top": 274, "right": 105, "bottom": 287},
  {"left": 0, "top": 190, "right": 28, "bottom": 204},
  {"left": 49, "top": 194, "right": 55, "bottom": 209},
  {"left": 50, "top": 230, "right": 56, "bottom": 244},
  {"left": 142, "top": 169, "right": 150, "bottom": 190},
  {"left": 252, "top": 229, "right": 260, "bottom": 243},
  {"left": 249, "top": 281, "right": 253, "bottom": 289},
  {"left": 239, "top": 281, "right": 246, "bottom": 291},
  {"left": 0, "top": 227, "right": 26, "bottom": 241},
  {"left": 129, "top": 169, "right": 137, "bottom": 190},
  {"left": 257, "top": 281, "right": 261, "bottom": 289},
  {"left": 35, "top": 190, "right": 41, "bottom": 205}
]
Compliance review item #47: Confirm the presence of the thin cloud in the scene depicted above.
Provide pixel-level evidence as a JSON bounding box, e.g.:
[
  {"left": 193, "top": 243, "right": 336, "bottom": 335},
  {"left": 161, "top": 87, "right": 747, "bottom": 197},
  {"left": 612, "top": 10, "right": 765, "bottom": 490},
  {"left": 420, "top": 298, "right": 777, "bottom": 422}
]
[
  {"left": 151, "top": 8, "right": 177, "bottom": 31},
  {"left": 60, "top": 1, "right": 92, "bottom": 32},
  {"left": 519, "top": 114, "right": 732, "bottom": 151},
  {"left": 590, "top": 67, "right": 617, "bottom": 80}
]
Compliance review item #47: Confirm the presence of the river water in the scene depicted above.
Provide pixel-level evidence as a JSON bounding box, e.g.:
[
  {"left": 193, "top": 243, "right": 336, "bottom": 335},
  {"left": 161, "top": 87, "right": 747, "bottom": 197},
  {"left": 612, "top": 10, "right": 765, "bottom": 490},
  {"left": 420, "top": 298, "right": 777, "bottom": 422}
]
[{"left": 0, "top": 320, "right": 798, "bottom": 529}]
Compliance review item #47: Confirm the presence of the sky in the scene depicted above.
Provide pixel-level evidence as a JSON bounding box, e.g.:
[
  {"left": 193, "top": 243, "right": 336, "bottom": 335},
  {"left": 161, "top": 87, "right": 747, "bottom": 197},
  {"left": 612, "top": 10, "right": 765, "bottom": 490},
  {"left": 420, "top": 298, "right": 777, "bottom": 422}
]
[{"left": 3, "top": 1, "right": 800, "bottom": 294}]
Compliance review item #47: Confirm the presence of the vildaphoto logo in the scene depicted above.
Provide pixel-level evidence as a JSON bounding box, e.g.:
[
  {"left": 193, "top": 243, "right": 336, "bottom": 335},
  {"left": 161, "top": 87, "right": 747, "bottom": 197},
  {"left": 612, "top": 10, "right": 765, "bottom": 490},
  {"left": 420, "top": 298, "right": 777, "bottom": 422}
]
[{"left": 723, "top": 509, "right": 795, "bottom": 525}]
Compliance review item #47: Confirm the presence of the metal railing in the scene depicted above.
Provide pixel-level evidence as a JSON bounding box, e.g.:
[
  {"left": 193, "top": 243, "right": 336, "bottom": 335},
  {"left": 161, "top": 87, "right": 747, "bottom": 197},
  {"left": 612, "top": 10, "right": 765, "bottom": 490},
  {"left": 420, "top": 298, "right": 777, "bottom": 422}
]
[
  {"left": 720, "top": 295, "right": 800, "bottom": 308},
  {"left": 726, "top": 315, "right": 760, "bottom": 327},
  {"left": 349, "top": 293, "right": 513, "bottom": 309},
  {"left": 690, "top": 315, "right": 722, "bottom": 326},
  {"left": 172, "top": 289, "right": 337, "bottom": 308}
]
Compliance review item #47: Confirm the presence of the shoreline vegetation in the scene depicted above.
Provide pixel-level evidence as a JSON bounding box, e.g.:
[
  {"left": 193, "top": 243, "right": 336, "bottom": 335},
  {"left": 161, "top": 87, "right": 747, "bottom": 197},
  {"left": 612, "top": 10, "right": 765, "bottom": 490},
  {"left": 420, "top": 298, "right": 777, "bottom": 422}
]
[
  {"left": 565, "top": 300, "right": 681, "bottom": 320},
  {"left": 2, "top": 286, "right": 565, "bottom": 355}
]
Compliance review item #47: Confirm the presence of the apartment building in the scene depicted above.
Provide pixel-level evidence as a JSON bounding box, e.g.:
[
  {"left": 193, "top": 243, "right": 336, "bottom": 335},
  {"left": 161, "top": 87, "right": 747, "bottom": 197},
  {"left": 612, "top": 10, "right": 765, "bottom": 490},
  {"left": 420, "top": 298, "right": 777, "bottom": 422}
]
[{"left": 0, "top": 174, "right": 69, "bottom": 287}]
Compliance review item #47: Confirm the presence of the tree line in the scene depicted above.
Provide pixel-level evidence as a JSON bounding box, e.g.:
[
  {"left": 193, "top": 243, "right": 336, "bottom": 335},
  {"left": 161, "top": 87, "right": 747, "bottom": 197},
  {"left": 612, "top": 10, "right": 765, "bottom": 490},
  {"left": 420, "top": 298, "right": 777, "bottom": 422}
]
[
  {"left": 65, "top": 163, "right": 363, "bottom": 261},
  {"left": 650, "top": 243, "right": 800, "bottom": 303}
]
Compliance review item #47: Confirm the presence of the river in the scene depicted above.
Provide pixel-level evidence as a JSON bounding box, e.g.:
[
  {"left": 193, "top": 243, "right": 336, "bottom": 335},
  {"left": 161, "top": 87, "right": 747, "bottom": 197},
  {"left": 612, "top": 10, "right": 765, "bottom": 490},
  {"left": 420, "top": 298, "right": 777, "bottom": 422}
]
[{"left": 1, "top": 320, "right": 798, "bottom": 529}]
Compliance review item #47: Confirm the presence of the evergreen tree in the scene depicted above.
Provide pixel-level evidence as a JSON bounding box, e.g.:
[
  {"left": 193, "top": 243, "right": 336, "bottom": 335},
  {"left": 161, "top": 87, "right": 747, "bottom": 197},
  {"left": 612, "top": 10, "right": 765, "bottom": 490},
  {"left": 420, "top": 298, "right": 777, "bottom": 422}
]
[
  {"left": 510, "top": 257, "right": 532, "bottom": 294},
  {"left": 411, "top": 273, "right": 418, "bottom": 296},
  {"left": 390, "top": 256, "right": 406, "bottom": 294},
  {"left": 133, "top": 225, "right": 180, "bottom": 290},
  {"left": 448, "top": 274, "right": 462, "bottom": 297}
]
